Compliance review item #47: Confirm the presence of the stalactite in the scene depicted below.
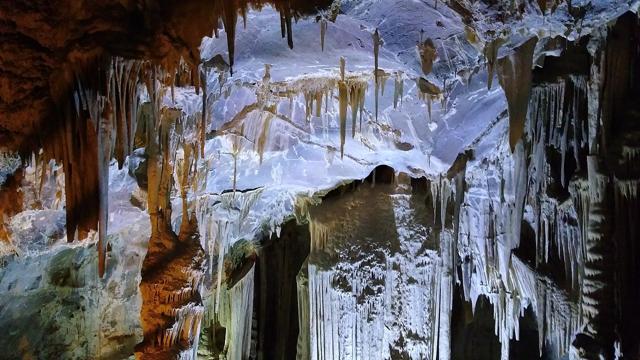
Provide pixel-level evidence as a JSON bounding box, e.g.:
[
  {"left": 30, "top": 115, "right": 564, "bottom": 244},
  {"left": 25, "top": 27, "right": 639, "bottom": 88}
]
[
  {"left": 111, "top": 58, "right": 141, "bottom": 168},
  {"left": 418, "top": 38, "right": 437, "bottom": 76},
  {"left": 374, "top": 74, "right": 380, "bottom": 122},
  {"left": 417, "top": 77, "right": 441, "bottom": 121},
  {"left": 309, "top": 219, "right": 330, "bottom": 252},
  {"left": 348, "top": 84, "right": 364, "bottom": 138},
  {"left": 320, "top": 19, "right": 328, "bottom": 51},
  {"left": 179, "top": 143, "right": 195, "bottom": 232},
  {"left": 315, "top": 91, "right": 323, "bottom": 118},
  {"left": 256, "top": 113, "right": 274, "bottom": 164},
  {"left": 377, "top": 71, "right": 384, "bottom": 97},
  {"left": 325, "top": 89, "right": 330, "bottom": 115},
  {"left": 497, "top": 37, "right": 538, "bottom": 151},
  {"left": 231, "top": 125, "right": 245, "bottom": 195},
  {"left": 280, "top": 11, "right": 286, "bottom": 39},
  {"left": 358, "top": 83, "right": 366, "bottom": 132},
  {"left": 429, "top": 176, "right": 453, "bottom": 230},
  {"left": 535, "top": 276, "right": 581, "bottom": 359},
  {"left": 6, "top": 4, "right": 637, "bottom": 360},
  {"left": 570, "top": 156, "right": 615, "bottom": 358},
  {"left": 96, "top": 97, "right": 112, "bottom": 278},
  {"left": 198, "top": 192, "right": 264, "bottom": 358},
  {"left": 393, "top": 71, "right": 403, "bottom": 109},
  {"left": 200, "top": 68, "right": 208, "bottom": 158},
  {"left": 280, "top": 5, "right": 294, "bottom": 49},
  {"left": 240, "top": 6, "right": 248, "bottom": 29},
  {"left": 296, "top": 260, "right": 311, "bottom": 360},
  {"left": 484, "top": 37, "right": 504, "bottom": 90},
  {"left": 221, "top": 0, "right": 239, "bottom": 75},
  {"left": 338, "top": 80, "right": 348, "bottom": 159},
  {"left": 435, "top": 230, "right": 453, "bottom": 360},
  {"left": 216, "top": 264, "right": 255, "bottom": 360},
  {"left": 373, "top": 29, "right": 381, "bottom": 77},
  {"left": 304, "top": 91, "right": 313, "bottom": 120}
]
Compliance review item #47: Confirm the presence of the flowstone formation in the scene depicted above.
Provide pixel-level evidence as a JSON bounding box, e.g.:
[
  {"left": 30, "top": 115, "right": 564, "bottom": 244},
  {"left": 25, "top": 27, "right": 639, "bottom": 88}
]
[{"left": 1, "top": 0, "right": 640, "bottom": 359}]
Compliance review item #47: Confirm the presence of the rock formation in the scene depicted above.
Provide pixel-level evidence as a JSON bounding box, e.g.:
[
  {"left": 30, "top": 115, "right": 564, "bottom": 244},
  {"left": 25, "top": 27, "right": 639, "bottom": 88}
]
[{"left": 1, "top": 0, "right": 639, "bottom": 359}]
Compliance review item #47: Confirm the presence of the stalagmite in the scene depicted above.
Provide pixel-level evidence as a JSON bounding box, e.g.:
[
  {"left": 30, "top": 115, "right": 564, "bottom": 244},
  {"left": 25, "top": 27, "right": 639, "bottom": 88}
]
[{"left": 497, "top": 37, "right": 538, "bottom": 151}]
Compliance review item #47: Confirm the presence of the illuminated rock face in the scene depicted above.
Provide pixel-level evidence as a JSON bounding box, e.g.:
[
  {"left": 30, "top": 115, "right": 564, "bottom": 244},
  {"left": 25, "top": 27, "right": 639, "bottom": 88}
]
[
  {"left": 303, "top": 176, "right": 439, "bottom": 360},
  {"left": 1, "top": 1, "right": 640, "bottom": 359}
]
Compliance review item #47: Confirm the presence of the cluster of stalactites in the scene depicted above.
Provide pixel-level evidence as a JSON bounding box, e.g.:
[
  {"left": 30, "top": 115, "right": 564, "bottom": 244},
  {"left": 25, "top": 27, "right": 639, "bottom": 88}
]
[
  {"left": 49, "top": 56, "right": 210, "bottom": 277},
  {"left": 142, "top": 65, "right": 209, "bottom": 235},
  {"left": 260, "top": 61, "right": 372, "bottom": 159},
  {"left": 338, "top": 59, "right": 369, "bottom": 158},
  {"left": 525, "top": 75, "right": 589, "bottom": 290},
  {"left": 457, "top": 194, "right": 580, "bottom": 360},
  {"left": 429, "top": 176, "right": 453, "bottom": 230},
  {"left": 467, "top": 25, "right": 541, "bottom": 151},
  {"left": 195, "top": 192, "right": 267, "bottom": 358},
  {"left": 38, "top": 57, "right": 144, "bottom": 277},
  {"left": 211, "top": 0, "right": 333, "bottom": 75},
  {"left": 213, "top": 25, "right": 414, "bottom": 163}
]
